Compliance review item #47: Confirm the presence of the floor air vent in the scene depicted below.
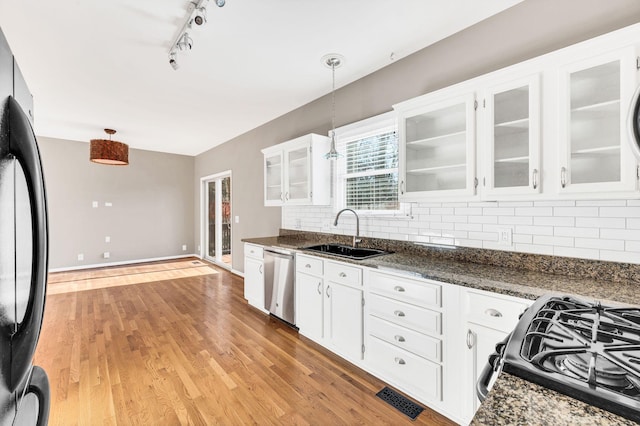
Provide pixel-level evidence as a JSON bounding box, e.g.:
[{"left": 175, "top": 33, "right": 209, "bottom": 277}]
[{"left": 376, "top": 386, "right": 424, "bottom": 420}]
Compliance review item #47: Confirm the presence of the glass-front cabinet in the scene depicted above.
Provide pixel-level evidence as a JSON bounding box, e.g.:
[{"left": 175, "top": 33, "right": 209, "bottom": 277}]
[
  {"left": 482, "top": 74, "right": 541, "bottom": 197},
  {"left": 261, "top": 133, "right": 330, "bottom": 206},
  {"left": 558, "top": 47, "right": 638, "bottom": 195},
  {"left": 397, "top": 92, "right": 477, "bottom": 200}
]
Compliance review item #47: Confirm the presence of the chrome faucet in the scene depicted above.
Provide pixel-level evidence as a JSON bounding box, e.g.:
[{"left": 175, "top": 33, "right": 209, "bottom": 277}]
[{"left": 334, "top": 208, "right": 361, "bottom": 247}]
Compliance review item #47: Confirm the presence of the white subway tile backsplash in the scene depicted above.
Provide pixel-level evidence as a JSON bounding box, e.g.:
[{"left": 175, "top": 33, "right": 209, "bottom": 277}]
[
  {"left": 533, "top": 235, "right": 574, "bottom": 247},
  {"left": 283, "top": 198, "right": 640, "bottom": 265},
  {"left": 600, "top": 207, "right": 640, "bottom": 217},
  {"left": 575, "top": 238, "right": 624, "bottom": 251}
]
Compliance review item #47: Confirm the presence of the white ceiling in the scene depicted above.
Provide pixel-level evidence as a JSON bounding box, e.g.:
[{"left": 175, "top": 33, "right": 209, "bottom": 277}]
[{"left": 0, "top": 0, "right": 522, "bottom": 156}]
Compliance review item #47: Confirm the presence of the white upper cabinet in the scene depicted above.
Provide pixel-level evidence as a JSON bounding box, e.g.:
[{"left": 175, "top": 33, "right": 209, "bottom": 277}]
[
  {"left": 262, "top": 134, "right": 330, "bottom": 206},
  {"left": 557, "top": 47, "right": 638, "bottom": 195},
  {"left": 481, "top": 74, "right": 541, "bottom": 197},
  {"left": 397, "top": 92, "right": 477, "bottom": 200}
]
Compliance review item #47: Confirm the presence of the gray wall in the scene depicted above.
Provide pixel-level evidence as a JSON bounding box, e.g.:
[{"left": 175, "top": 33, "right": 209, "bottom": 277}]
[
  {"left": 39, "top": 137, "right": 195, "bottom": 270},
  {"left": 195, "top": 0, "right": 640, "bottom": 273}
]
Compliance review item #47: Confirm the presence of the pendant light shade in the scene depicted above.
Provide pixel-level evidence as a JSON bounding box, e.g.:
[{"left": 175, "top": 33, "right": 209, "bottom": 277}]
[{"left": 90, "top": 129, "right": 129, "bottom": 165}]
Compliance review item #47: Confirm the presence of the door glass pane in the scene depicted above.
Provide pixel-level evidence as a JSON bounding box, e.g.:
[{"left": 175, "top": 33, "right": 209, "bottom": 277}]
[
  {"left": 405, "top": 102, "right": 467, "bottom": 192},
  {"left": 494, "top": 85, "right": 530, "bottom": 188},
  {"left": 265, "top": 154, "right": 282, "bottom": 202},
  {"left": 569, "top": 60, "right": 621, "bottom": 185},
  {"left": 208, "top": 181, "right": 216, "bottom": 258},
  {"left": 287, "top": 147, "right": 309, "bottom": 200},
  {"left": 221, "top": 177, "right": 231, "bottom": 267}
]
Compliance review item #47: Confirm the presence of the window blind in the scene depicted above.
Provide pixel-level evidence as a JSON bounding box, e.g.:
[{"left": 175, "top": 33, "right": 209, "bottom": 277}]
[{"left": 340, "top": 130, "right": 399, "bottom": 211}]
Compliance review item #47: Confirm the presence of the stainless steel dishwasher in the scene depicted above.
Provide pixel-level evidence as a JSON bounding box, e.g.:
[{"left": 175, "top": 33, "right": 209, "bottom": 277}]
[{"left": 263, "top": 247, "right": 295, "bottom": 325}]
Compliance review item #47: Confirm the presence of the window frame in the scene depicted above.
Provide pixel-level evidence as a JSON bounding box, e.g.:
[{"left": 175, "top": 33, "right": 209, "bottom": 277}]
[{"left": 333, "top": 111, "right": 402, "bottom": 216}]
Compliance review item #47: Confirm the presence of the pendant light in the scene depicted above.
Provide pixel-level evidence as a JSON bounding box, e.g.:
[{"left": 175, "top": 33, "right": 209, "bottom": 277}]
[
  {"left": 322, "top": 53, "right": 344, "bottom": 160},
  {"left": 90, "top": 129, "right": 129, "bottom": 165}
]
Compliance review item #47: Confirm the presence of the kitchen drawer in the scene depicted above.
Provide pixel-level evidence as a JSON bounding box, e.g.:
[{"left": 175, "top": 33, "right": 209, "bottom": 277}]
[
  {"left": 244, "top": 243, "right": 263, "bottom": 259},
  {"left": 466, "top": 290, "right": 529, "bottom": 333},
  {"left": 296, "top": 254, "right": 323, "bottom": 276},
  {"left": 369, "top": 271, "right": 441, "bottom": 309},
  {"left": 368, "top": 315, "right": 441, "bottom": 363},
  {"left": 369, "top": 293, "right": 441, "bottom": 336},
  {"left": 325, "top": 261, "right": 362, "bottom": 287},
  {"left": 368, "top": 336, "right": 442, "bottom": 402}
]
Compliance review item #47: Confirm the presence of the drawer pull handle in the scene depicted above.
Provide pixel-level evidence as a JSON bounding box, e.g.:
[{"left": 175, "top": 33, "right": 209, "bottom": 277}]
[
  {"left": 466, "top": 329, "right": 475, "bottom": 349},
  {"left": 394, "top": 286, "right": 405, "bottom": 292},
  {"left": 394, "top": 357, "right": 406, "bottom": 365},
  {"left": 326, "top": 285, "right": 331, "bottom": 298},
  {"left": 394, "top": 335, "right": 405, "bottom": 343},
  {"left": 339, "top": 272, "right": 347, "bottom": 278},
  {"left": 317, "top": 282, "right": 322, "bottom": 295},
  {"left": 259, "top": 265, "right": 263, "bottom": 274},
  {"left": 394, "top": 310, "right": 405, "bottom": 317},
  {"left": 305, "top": 264, "right": 312, "bottom": 268},
  {"left": 485, "top": 308, "right": 502, "bottom": 318}
]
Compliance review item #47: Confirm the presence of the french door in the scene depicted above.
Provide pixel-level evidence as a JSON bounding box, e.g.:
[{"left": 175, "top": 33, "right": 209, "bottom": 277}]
[{"left": 202, "top": 172, "right": 232, "bottom": 268}]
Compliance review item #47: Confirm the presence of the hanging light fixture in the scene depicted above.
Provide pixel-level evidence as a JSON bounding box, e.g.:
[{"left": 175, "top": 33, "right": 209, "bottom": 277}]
[
  {"left": 90, "top": 129, "right": 129, "bottom": 165},
  {"left": 322, "top": 53, "right": 344, "bottom": 160}
]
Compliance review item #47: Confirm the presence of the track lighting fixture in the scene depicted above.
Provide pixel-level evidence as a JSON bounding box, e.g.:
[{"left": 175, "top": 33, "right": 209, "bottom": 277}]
[
  {"left": 194, "top": 7, "right": 207, "bottom": 25},
  {"left": 167, "top": 0, "right": 227, "bottom": 69},
  {"left": 177, "top": 32, "right": 193, "bottom": 51}
]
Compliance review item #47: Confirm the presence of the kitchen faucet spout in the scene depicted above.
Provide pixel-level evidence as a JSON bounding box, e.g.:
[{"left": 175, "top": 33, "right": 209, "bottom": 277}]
[{"left": 333, "top": 208, "right": 361, "bottom": 247}]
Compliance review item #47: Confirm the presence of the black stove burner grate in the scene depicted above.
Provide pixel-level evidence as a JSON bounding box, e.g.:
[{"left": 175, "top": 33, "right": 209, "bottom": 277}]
[{"left": 501, "top": 295, "right": 640, "bottom": 423}]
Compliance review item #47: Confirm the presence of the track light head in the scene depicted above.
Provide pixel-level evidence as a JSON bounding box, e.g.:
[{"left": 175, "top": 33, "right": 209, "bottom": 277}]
[
  {"left": 215, "top": 0, "right": 225, "bottom": 7},
  {"left": 169, "top": 51, "right": 179, "bottom": 70},
  {"left": 177, "top": 33, "right": 193, "bottom": 51},
  {"left": 194, "top": 7, "right": 207, "bottom": 25}
]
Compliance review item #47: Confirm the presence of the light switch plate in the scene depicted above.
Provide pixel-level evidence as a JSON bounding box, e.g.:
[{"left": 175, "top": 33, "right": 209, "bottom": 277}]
[
  {"left": 77, "top": 254, "right": 84, "bottom": 261},
  {"left": 105, "top": 236, "right": 110, "bottom": 243},
  {"left": 235, "top": 216, "right": 239, "bottom": 223},
  {"left": 182, "top": 245, "right": 187, "bottom": 251},
  {"left": 103, "top": 252, "right": 110, "bottom": 259},
  {"left": 498, "top": 228, "right": 513, "bottom": 246},
  {"left": 92, "top": 201, "right": 98, "bottom": 208}
]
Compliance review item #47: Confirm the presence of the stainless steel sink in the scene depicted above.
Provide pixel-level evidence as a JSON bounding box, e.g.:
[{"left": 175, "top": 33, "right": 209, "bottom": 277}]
[{"left": 302, "top": 244, "right": 391, "bottom": 260}]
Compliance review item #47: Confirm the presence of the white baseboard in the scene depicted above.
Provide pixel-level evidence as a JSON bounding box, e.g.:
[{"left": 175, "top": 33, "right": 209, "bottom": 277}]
[
  {"left": 231, "top": 268, "right": 244, "bottom": 277},
  {"left": 48, "top": 254, "right": 199, "bottom": 273}
]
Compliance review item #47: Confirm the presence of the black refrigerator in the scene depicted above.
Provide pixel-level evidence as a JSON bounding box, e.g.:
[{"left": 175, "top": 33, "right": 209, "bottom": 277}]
[{"left": 0, "top": 27, "right": 50, "bottom": 425}]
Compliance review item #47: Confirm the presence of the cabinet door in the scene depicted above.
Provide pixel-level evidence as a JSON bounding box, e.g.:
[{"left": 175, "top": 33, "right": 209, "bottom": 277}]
[
  {"left": 243, "top": 256, "right": 264, "bottom": 308},
  {"left": 326, "top": 281, "right": 363, "bottom": 361},
  {"left": 483, "top": 75, "right": 541, "bottom": 197},
  {"left": 284, "top": 144, "right": 311, "bottom": 204},
  {"left": 296, "top": 272, "right": 324, "bottom": 342},
  {"left": 264, "top": 152, "right": 283, "bottom": 206},
  {"left": 399, "top": 93, "right": 476, "bottom": 200},
  {"left": 465, "top": 323, "right": 507, "bottom": 416},
  {"left": 558, "top": 47, "right": 638, "bottom": 195}
]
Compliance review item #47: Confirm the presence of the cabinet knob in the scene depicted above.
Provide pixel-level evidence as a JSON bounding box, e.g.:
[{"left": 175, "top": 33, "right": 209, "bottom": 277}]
[
  {"left": 394, "top": 335, "right": 405, "bottom": 343},
  {"left": 394, "top": 286, "right": 405, "bottom": 292},
  {"left": 394, "top": 310, "right": 405, "bottom": 317},
  {"left": 394, "top": 357, "right": 406, "bottom": 365},
  {"left": 339, "top": 272, "right": 347, "bottom": 278},
  {"left": 485, "top": 308, "right": 502, "bottom": 318}
]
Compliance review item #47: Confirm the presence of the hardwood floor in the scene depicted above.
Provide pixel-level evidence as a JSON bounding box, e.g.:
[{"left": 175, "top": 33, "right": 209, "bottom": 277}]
[{"left": 36, "top": 261, "right": 456, "bottom": 425}]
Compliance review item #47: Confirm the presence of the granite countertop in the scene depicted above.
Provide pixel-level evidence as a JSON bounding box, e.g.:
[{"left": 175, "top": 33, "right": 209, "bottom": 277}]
[
  {"left": 243, "top": 235, "right": 640, "bottom": 306},
  {"left": 471, "top": 373, "right": 636, "bottom": 426},
  {"left": 244, "top": 234, "right": 640, "bottom": 425}
]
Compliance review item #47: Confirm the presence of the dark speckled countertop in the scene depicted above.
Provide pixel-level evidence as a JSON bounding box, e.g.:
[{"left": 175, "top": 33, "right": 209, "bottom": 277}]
[{"left": 243, "top": 232, "right": 640, "bottom": 425}]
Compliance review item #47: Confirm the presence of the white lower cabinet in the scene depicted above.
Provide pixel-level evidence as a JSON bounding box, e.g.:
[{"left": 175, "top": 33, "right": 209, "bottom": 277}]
[
  {"left": 243, "top": 243, "right": 265, "bottom": 310},
  {"left": 295, "top": 254, "right": 364, "bottom": 362},
  {"left": 461, "top": 288, "right": 531, "bottom": 424}
]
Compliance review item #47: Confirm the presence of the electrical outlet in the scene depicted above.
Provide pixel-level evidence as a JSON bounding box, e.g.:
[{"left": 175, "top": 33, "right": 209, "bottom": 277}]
[
  {"left": 498, "top": 228, "right": 513, "bottom": 246},
  {"left": 92, "top": 201, "right": 98, "bottom": 208},
  {"left": 105, "top": 236, "right": 110, "bottom": 243},
  {"left": 103, "top": 252, "right": 110, "bottom": 259},
  {"left": 77, "top": 254, "right": 84, "bottom": 261},
  {"left": 321, "top": 220, "right": 331, "bottom": 231},
  {"left": 182, "top": 245, "right": 187, "bottom": 251},
  {"left": 235, "top": 216, "right": 240, "bottom": 224},
  {"left": 295, "top": 218, "right": 302, "bottom": 229},
  {"left": 105, "top": 202, "right": 112, "bottom": 207}
]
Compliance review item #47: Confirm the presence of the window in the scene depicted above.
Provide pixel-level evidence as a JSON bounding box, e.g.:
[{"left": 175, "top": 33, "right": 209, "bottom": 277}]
[{"left": 335, "top": 112, "right": 399, "bottom": 213}]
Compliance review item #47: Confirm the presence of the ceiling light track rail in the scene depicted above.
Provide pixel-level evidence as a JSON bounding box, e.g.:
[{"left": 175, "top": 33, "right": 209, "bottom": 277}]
[{"left": 168, "top": 0, "right": 225, "bottom": 70}]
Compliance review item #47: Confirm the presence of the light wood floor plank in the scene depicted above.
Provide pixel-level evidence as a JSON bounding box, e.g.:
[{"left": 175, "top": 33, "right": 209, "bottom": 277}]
[{"left": 36, "top": 260, "right": 456, "bottom": 425}]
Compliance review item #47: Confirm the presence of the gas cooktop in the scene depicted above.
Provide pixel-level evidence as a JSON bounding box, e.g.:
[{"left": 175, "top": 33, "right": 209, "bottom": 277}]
[{"left": 501, "top": 295, "right": 640, "bottom": 422}]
